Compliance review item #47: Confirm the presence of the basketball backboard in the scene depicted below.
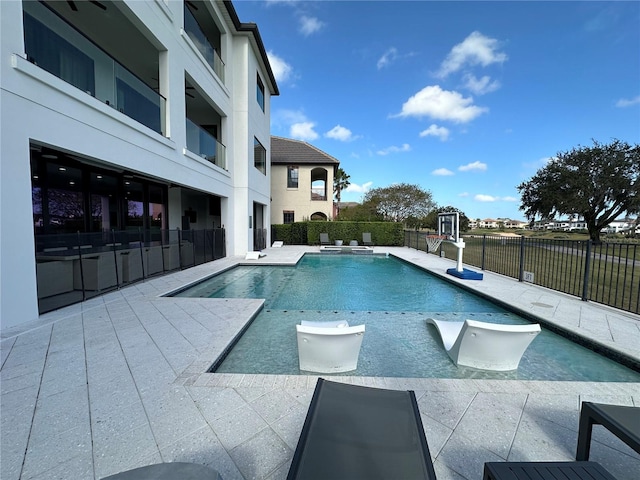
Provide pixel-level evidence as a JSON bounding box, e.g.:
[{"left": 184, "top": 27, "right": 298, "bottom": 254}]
[{"left": 438, "top": 212, "right": 459, "bottom": 242}]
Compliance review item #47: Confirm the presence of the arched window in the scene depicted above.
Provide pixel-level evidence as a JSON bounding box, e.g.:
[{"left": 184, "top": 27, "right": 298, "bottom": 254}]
[{"left": 311, "top": 168, "right": 328, "bottom": 201}]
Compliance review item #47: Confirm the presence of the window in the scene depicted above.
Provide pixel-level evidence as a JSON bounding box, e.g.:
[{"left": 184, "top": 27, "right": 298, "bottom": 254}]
[
  {"left": 254, "top": 137, "right": 266, "bottom": 174},
  {"left": 257, "top": 74, "right": 265, "bottom": 111},
  {"left": 283, "top": 211, "right": 295, "bottom": 224},
  {"left": 31, "top": 146, "right": 169, "bottom": 235},
  {"left": 287, "top": 166, "right": 299, "bottom": 188}
]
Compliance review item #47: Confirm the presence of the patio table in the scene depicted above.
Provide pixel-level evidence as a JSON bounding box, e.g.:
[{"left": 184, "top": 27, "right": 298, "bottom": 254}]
[
  {"left": 483, "top": 461, "right": 616, "bottom": 480},
  {"left": 576, "top": 402, "right": 640, "bottom": 461}
]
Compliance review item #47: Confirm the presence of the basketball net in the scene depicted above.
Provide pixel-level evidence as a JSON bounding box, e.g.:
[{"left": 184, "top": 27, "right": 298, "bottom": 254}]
[{"left": 425, "top": 235, "right": 447, "bottom": 252}]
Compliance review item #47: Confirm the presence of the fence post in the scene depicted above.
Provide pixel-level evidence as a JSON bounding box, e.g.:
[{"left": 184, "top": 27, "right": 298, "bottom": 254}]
[
  {"left": 481, "top": 235, "right": 487, "bottom": 270},
  {"left": 77, "top": 231, "right": 86, "bottom": 301},
  {"left": 581, "top": 240, "right": 592, "bottom": 301},
  {"left": 139, "top": 228, "right": 146, "bottom": 280},
  {"left": 160, "top": 228, "right": 166, "bottom": 272},
  {"left": 111, "top": 229, "right": 120, "bottom": 288},
  {"left": 177, "top": 228, "right": 183, "bottom": 269},
  {"left": 518, "top": 235, "right": 525, "bottom": 282}
]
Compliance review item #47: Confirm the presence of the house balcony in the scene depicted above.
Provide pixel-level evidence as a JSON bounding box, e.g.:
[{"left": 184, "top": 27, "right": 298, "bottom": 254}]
[
  {"left": 311, "top": 188, "right": 328, "bottom": 201},
  {"left": 186, "top": 118, "right": 226, "bottom": 170},
  {"left": 23, "top": 1, "right": 165, "bottom": 135},
  {"left": 184, "top": 1, "right": 225, "bottom": 83}
]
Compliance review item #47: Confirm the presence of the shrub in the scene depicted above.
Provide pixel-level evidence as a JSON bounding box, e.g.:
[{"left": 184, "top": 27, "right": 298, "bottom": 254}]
[{"left": 272, "top": 221, "right": 404, "bottom": 245}]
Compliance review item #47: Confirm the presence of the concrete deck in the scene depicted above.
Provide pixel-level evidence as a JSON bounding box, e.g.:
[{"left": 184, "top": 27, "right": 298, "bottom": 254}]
[{"left": 1, "top": 246, "right": 638, "bottom": 480}]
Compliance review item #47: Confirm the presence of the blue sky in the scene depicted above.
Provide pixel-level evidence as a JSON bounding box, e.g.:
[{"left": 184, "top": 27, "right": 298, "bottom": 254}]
[{"left": 234, "top": 0, "right": 640, "bottom": 221}]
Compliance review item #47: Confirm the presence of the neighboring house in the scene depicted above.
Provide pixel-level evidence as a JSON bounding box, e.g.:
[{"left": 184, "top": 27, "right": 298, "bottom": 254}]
[
  {"left": 606, "top": 218, "right": 638, "bottom": 234},
  {"left": 502, "top": 219, "right": 528, "bottom": 229},
  {"left": 0, "top": 0, "right": 278, "bottom": 329},
  {"left": 479, "top": 218, "right": 500, "bottom": 229},
  {"left": 469, "top": 218, "right": 527, "bottom": 230},
  {"left": 270, "top": 136, "right": 339, "bottom": 224}
]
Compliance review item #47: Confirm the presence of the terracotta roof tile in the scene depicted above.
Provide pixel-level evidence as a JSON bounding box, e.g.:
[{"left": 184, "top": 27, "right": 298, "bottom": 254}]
[{"left": 271, "top": 136, "right": 340, "bottom": 165}]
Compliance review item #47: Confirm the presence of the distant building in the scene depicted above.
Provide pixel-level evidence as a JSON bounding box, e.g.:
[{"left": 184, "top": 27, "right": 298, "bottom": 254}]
[
  {"left": 270, "top": 137, "right": 339, "bottom": 224},
  {"left": 606, "top": 218, "right": 639, "bottom": 234}
]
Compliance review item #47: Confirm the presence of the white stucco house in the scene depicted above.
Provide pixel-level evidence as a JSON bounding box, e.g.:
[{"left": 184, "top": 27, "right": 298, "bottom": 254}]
[
  {"left": 0, "top": 0, "right": 278, "bottom": 329},
  {"left": 270, "top": 136, "right": 340, "bottom": 224}
]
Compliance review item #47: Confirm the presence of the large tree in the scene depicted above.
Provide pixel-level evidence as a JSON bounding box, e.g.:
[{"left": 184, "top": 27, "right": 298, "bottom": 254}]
[
  {"left": 517, "top": 139, "right": 640, "bottom": 243},
  {"left": 336, "top": 202, "right": 383, "bottom": 222},
  {"left": 363, "top": 183, "right": 435, "bottom": 224}
]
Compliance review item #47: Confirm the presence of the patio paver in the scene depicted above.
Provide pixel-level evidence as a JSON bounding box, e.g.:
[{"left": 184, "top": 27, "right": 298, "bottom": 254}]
[{"left": 1, "top": 246, "right": 638, "bottom": 480}]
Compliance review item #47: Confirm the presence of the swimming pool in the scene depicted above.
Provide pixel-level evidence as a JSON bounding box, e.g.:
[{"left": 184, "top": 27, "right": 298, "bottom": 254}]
[{"left": 173, "top": 254, "right": 640, "bottom": 381}]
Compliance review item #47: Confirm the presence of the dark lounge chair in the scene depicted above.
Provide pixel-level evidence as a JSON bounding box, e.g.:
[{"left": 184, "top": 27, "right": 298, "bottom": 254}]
[
  {"left": 319, "top": 233, "right": 331, "bottom": 245},
  {"left": 287, "top": 378, "right": 437, "bottom": 480}
]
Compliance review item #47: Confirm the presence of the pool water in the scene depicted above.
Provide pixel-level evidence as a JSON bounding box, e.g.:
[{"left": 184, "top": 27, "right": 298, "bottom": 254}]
[{"left": 174, "top": 254, "right": 640, "bottom": 381}]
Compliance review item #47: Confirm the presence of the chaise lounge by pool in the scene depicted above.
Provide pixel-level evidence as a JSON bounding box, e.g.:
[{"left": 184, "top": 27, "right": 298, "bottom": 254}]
[{"left": 171, "top": 254, "right": 640, "bottom": 382}]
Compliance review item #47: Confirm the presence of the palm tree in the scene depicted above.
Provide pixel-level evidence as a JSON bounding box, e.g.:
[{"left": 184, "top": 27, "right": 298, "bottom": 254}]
[{"left": 333, "top": 167, "right": 351, "bottom": 216}]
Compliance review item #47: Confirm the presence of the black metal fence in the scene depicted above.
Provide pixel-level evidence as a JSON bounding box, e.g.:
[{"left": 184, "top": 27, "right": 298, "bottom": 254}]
[
  {"left": 35, "top": 228, "right": 225, "bottom": 314},
  {"left": 405, "top": 231, "right": 640, "bottom": 314},
  {"left": 254, "top": 228, "right": 267, "bottom": 251}
]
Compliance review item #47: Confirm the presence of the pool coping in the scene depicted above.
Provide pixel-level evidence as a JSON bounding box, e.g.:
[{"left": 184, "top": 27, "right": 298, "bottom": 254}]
[{"left": 2, "top": 245, "right": 639, "bottom": 480}]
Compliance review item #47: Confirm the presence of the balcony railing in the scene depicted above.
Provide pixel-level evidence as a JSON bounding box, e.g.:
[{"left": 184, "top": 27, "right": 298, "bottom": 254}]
[
  {"left": 311, "top": 188, "right": 327, "bottom": 201},
  {"left": 186, "top": 118, "right": 226, "bottom": 170},
  {"left": 184, "top": 6, "right": 225, "bottom": 83},
  {"left": 23, "top": 8, "right": 166, "bottom": 135}
]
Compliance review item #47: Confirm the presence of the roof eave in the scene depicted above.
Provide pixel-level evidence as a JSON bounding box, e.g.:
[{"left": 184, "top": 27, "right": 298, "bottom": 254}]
[{"left": 222, "top": 1, "right": 280, "bottom": 96}]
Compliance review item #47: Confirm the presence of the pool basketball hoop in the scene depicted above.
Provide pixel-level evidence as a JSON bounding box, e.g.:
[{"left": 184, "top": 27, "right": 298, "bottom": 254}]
[
  {"left": 425, "top": 235, "right": 447, "bottom": 252},
  {"left": 437, "top": 211, "right": 483, "bottom": 280}
]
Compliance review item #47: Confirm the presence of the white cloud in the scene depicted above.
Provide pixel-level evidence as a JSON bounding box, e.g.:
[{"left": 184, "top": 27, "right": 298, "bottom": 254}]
[
  {"left": 463, "top": 74, "right": 501, "bottom": 95},
  {"left": 377, "top": 47, "right": 398, "bottom": 69},
  {"left": 419, "top": 124, "right": 450, "bottom": 141},
  {"left": 290, "top": 122, "right": 318, "bottom": 141},
  {"left": 475, "top": 194, "right": 498, "bottom": 202},
  {"left": 299, "top": 15, "right": 324, "bottom": 36},
  {"left": 267, "top": 51, "right": 293, "bottom": 84},
  {"left": 436, "top": 31, "right": 507, "bottom": 78},
  {"left": 396, "top": 85, "right": 487, "bottom": 123},
  {"left": 376, "top": 144, "right": 411, "bottom": 156},
  {"left": 615, "top": 96, "right": 640, "bottom": 107},
  {"left": 458, "top": 192, "right": 470, "bottom": 197},
  {"left": 459, "top": 161, "right": 487, "bottom": 172},
  {"left": 325, "top": 125, "right": 356, "bottom": 142},
  {"left": 522, "top": 156, "right": 552, "bottom": 171},
  {"left": 473, "top": 194, "right": 517, "bottom": 202},
  {"left": 346, "top": 182, "right": 373, "bottom": 193},
  {"left": 432, "top": 168, "right": 455, "bottom": 176}
]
